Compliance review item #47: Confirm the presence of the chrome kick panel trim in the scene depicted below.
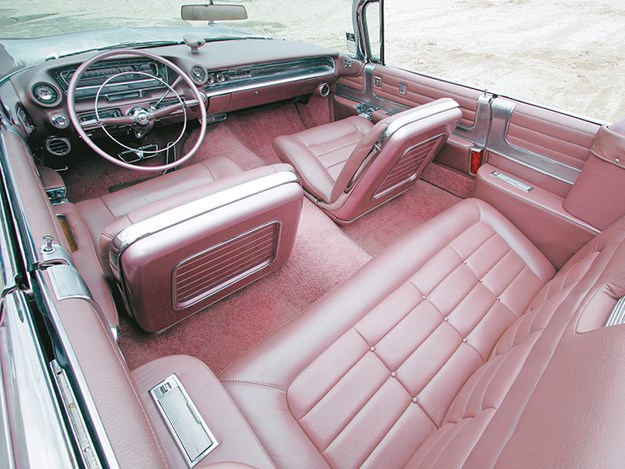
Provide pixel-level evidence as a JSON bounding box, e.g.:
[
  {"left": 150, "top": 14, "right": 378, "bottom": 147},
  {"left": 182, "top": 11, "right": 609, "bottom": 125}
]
[
  {"left": 488, "top": 98, "right": 580, "bottom": 185},
  {"left": 606, "top": 297, "right": 625, "bottom": 327},
  {"left": 490, "top": 170, "right": 534, "bottom": 192},
  {"left": 150, "top": 374, "right": 218, "bottom": 467},
  {"left": 47, "top": 264, "right": 92, "bottom": 302}
]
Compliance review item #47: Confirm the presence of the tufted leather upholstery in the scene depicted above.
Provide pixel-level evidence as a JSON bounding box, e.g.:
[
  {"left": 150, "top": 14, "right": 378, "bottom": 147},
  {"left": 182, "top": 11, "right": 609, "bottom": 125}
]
[
  {"left": 219, "top": 198, "right": 625, "bottom": 467},
  {"left": 273, "top": 98, "right": 461, "bottom": 223}
]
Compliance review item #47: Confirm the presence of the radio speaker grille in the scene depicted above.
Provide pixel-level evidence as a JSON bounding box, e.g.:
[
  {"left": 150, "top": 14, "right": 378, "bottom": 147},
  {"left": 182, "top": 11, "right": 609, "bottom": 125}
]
[{"left": 173, "top": 223, "right": 279, "bottom": 308}]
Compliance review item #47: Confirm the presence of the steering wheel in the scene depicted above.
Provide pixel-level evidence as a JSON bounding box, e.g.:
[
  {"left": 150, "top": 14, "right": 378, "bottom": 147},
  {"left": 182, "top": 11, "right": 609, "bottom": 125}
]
[{"left": 67, "top": 49, "right": 207, "bottom": 172}]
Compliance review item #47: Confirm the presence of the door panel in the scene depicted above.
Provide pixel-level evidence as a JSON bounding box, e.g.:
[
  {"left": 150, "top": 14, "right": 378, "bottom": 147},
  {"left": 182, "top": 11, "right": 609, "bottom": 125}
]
[
  {"left": 371, "top": 65, "right": 482, "bottom": 128},
  {"left": 506, "top": 102, "right": 598, "bottom": 171},
  {"left": 486, "top": 98, "right": 600, "bottom": 194},
  {"left": 335, "top": 55, "right": 366, "bottom": 91},
  {"left": 477, "top": 96, "right": 603, "bottom": 266},
  {"left": 337, "top": 74, "right": 365, "bottom": 92},
  {"left": 333, "top": 63, "right": 487, "bottom": 176}
]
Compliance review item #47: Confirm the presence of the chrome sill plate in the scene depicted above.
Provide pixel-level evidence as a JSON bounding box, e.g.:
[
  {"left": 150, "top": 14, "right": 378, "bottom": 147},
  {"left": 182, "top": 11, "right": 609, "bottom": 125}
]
[
  {"left": 51, "top": 360, "right": 102, "bottom": 469},
  {"left": 150, "top": 374, "right": 218, "bottom": 467}
]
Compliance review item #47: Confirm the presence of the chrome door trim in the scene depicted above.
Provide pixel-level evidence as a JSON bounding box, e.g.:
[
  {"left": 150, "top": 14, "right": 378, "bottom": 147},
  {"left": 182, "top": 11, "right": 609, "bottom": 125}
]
[
  {"left": 487, "top": 98, "right": 580, "bottom": 185},
  {"left": 35, "top": 271, "right": 120, "bottom": 469},
  {"left": 0, "top": 290, "right": 76, "bottom": 468}
]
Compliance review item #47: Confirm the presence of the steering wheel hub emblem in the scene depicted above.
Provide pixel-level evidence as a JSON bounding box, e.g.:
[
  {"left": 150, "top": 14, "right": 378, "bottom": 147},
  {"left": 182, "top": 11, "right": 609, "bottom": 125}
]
[{"left": 130, "top": 107, "right": 150, "bottom": 126}]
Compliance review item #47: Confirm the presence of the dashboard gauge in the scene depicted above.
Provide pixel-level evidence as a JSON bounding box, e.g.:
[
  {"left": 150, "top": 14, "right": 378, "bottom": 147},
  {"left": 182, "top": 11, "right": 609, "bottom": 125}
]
[
  {"left": 190, "top": 65, "right": 208, "bottom": 85},
  {"left": 32, "top": 82, "right": 61, "bottom": 106}
]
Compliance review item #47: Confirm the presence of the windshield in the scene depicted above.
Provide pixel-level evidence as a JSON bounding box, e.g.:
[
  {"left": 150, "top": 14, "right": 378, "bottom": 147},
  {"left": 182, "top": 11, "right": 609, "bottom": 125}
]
[
  {"left": 0, "top": 0, "right": 353, "bottom": 47},
  {"left": 0, "top": 1, "right": 353, "bottom": 76}
]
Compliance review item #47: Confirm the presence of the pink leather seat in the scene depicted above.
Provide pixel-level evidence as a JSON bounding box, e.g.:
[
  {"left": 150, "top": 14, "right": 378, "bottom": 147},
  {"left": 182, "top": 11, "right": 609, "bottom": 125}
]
[
  {"left": 75, "top": 155, "right": 244, "bottom": 276},
  {"left": 213, "top": 197, "right": 625, "bottom": 467},
  {"left": 74, "top": 156, "right": 304, "bottom": 332},
  {"left": 273, "top": 98, "right": 461, "bottom": 223}
]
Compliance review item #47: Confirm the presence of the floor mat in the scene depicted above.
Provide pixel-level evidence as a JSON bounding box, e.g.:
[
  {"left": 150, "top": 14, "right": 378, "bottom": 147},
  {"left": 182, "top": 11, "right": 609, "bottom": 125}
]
[{"left": 118, "top": 199, "right": 372, "bottom": 375}]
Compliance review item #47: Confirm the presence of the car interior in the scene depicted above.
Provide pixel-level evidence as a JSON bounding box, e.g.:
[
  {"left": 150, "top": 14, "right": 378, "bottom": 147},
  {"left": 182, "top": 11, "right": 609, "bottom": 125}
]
[{"left": 2, "top": 1, "right": 625, "bottom": 467}]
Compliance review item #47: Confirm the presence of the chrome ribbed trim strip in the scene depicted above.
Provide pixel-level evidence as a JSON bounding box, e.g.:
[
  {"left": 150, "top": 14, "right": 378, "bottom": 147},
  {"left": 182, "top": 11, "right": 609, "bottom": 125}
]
[{"left": 606, "top": 297, "right": 625, "bottom": 327}]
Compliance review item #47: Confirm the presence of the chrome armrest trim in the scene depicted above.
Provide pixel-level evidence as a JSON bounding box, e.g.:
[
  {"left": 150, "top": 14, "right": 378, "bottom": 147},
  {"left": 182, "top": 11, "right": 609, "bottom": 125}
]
[
  {"left": 110, "top": 170, "right": 300, "bottom": 272},
  {"left": 488, "top": 97, "right": 580, "bottom": 185}
]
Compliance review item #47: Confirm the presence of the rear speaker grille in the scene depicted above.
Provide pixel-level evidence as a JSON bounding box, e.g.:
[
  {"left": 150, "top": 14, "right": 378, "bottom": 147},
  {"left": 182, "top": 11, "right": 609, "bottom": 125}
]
[
  {"left": 45, "top": 137, "right": 72, "bottom": 157},
  {"left": 173, "top": 223, "right": 279, "bottom": 308},
  {"left": 374, "top": 134, "right": 444, "bottom": 199}
]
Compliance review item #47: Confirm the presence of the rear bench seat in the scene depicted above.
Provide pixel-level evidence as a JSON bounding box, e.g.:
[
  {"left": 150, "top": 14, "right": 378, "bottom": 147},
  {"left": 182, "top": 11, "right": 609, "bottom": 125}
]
[{"left": 132, "top": 197, "right": 625, "bottom": 467}]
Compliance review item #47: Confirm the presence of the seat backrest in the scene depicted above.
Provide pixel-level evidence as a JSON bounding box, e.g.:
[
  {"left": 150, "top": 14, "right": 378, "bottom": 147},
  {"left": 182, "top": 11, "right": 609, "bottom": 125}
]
[
  {"left": 326, "top": 98, "right": 462, "bottom": 222},
  {"left": 109, "top": 166, "right": 304, "bottom": 332}
]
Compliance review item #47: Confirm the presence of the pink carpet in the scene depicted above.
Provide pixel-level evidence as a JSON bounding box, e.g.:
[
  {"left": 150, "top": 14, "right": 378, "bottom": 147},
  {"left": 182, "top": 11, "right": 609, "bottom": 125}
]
[
  {"left": 118, "top": 199, "right": 371, "bottom": 375},
  {"left": 340, "top": 180, "right": 461, "bottom": 256},
  {"left": 65, "top": 98, "right": 469, "bottom": 374},
  {"left": 421, "top": 162, "right": 475, "bottom": 198}
]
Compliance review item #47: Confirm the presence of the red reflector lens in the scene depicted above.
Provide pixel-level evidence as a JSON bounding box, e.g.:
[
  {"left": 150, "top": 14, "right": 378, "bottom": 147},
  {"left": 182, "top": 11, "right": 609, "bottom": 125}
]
[{"left": 470, "top": 148, "right": 484, "bottom": 175}]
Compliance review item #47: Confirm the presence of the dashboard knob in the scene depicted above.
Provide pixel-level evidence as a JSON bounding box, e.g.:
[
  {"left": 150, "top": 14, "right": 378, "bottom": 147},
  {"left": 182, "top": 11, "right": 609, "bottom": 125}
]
[
  {"left": 216, "top": 73, "right": 226, "bottom": 83},
  {"left": 50, "top": 113, "right": 69, "bottom": 129},
  {"left": 207, "top": 74, "right": 215, "bottom": 85}
]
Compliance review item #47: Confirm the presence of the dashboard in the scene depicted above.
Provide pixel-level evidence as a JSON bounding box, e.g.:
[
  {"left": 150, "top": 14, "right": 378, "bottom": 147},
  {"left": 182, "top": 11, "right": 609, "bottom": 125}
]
[{"left": 0, "top": 38, "right": 341, "bottom": 159}]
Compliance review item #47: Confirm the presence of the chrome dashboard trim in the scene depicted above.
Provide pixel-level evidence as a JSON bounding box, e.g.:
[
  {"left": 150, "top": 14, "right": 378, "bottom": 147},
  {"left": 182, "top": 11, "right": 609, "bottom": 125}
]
[
  {"left": 110, "top": 170, "right": 300, "bottom": 272},
  {"left": 488, "top": 98, "right": 580, "bottom": 185},
  {"left": 35, "top": 270, "right": 120, "bottom": 469},
  {"left": 204, "top": 69, "right": 335, "bottom": 98}
]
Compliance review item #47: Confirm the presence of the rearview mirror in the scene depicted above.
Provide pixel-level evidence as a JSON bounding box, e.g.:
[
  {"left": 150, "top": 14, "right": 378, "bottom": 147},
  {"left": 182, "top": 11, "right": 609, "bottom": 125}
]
[{"left": 181, "top": 4, "right": 248, "bottom": 22}]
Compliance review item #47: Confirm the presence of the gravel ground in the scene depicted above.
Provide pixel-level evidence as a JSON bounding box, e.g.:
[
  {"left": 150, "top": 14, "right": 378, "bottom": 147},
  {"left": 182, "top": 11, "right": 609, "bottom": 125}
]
[{"left": 1, "top": 0, "right": 624, "bottom": 121}]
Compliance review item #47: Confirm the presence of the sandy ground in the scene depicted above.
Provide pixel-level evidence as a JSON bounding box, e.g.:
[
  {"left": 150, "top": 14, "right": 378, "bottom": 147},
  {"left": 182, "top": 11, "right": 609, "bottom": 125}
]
[{"left": 1, "top": 0, "right": 625, "bottom": 122}]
